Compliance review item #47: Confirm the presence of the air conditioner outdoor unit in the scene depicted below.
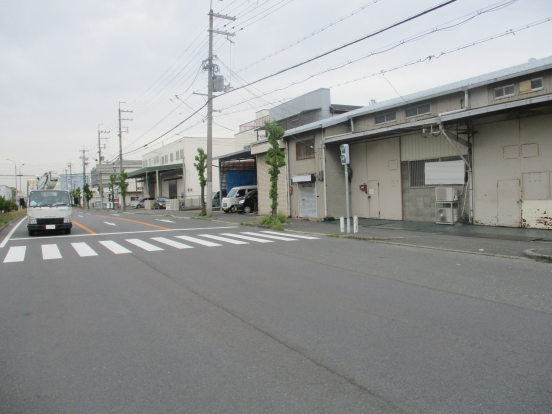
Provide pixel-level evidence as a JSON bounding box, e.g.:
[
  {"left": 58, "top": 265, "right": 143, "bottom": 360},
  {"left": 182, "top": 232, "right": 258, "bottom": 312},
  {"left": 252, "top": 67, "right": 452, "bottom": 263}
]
[
  {"left": 435, "top": 187, "right": 458, "bottom": 202},
  {"left": 436, "top": 207, "right": 458, "bottom": 225}
]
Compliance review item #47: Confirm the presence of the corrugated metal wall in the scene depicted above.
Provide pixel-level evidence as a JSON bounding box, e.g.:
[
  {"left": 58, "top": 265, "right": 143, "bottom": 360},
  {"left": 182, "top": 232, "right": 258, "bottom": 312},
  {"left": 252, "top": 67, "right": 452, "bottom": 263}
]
[{"left": 401, "top": 133, "right": 467, "bottom": 161}]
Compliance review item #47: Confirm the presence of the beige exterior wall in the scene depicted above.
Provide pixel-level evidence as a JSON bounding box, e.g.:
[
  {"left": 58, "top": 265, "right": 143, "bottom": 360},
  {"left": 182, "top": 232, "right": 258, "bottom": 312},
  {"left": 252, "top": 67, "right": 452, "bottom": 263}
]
[
  {"left": 401, "top": 132, "right": 467, "bottom": 161},
  {"left": 473, "top": 113, "right": 552, "bottom": 228},
  {"left": 256, "top": 153, "right": 288, "bottom": 216}
]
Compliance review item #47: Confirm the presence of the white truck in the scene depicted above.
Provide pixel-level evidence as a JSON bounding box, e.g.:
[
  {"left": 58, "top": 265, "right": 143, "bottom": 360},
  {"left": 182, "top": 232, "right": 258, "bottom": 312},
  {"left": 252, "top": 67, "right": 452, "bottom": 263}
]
[{"left": 27, "top": 171, "right": 73, "bottom": 236}]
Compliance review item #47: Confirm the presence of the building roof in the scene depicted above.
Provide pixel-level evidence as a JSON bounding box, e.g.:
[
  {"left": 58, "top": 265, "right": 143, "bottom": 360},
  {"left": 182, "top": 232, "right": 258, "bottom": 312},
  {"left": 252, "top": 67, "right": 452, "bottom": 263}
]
[
  {"left": 127, "top": 163, "right": 183, "bottom": 178},
  {"left": 330, "top": 104, "right": 362, "bottom": 113},
  {"left": 213, "top": 148, "right": 252, "bottom": 162},
  {"left": 283, "top": 56, "right": 552, "bottom": 138}
]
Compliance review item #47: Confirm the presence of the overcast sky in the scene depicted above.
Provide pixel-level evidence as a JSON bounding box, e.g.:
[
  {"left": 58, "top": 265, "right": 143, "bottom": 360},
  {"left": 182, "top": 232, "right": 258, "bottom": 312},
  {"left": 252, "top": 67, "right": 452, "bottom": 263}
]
[{"left": 1, "top": 0, "right": 551, "bottom": 189}]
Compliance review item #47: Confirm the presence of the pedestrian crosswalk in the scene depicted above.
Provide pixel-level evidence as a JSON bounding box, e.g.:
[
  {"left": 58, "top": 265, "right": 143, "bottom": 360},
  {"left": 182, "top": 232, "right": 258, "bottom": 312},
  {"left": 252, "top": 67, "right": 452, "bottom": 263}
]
[{"left": 2, "top": 231, "right": 319, "bottom": 264}]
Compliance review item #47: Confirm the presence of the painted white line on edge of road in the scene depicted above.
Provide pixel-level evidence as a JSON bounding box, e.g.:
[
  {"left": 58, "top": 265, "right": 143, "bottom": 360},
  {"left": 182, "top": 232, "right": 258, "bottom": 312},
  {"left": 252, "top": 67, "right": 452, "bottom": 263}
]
[
  {"left": 0, "top": 217, "right": 26, "bottom": 248},
  {"left": 3, "top": 246, "right": 26, "bottom": 263},
  {"left": 71, "top": 242, "right": 98, "bottom": 257},
  {"left": 99, "top": 241, "right": 132, "bottom": 254},
  {"left": 42, "top": 244, "right": 62, "bottom": 260},
  {"left": 126, "top": 239, "right": 164, "bottom": 252}
]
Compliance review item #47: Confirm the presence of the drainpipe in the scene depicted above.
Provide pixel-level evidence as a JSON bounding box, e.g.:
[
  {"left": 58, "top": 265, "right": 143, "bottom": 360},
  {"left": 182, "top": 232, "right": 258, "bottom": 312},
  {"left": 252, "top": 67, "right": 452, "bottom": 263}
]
[
  {"left": 322, "top": 130, "right": 328, "bottom": 218},
  {"left": 156, "top": 170, "right": 160, "bottom": 199},
  {"left": 438, "top": 123, "right": 473, "bottom": 224},
  {"left": 350, "top": 118, "right": 354, "bottom": 133},
  {"left": 286, "top": 139, "right": 291, "bottom": 217}
]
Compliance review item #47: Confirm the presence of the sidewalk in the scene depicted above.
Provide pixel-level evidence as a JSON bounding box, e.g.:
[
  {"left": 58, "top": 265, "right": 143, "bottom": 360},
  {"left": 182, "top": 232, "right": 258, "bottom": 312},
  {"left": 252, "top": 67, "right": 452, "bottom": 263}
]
[{"left": 107, "top": 208, "right": 552, "bottom": 262}]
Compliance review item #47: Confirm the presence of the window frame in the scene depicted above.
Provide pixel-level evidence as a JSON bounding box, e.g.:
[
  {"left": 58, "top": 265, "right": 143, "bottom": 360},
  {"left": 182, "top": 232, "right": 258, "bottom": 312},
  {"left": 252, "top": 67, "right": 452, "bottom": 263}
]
[
  {"left": 405, "top": 103, "right": 431, "bottom": 119},
  {"left": 493, "top": 84, "right": 515, "bottom": 100},
  {"left": 296, "top": 138, "right": 315, "bottom": 161},
  {"left": 375, "top": 111, "right": 397, "bottom": 125}
]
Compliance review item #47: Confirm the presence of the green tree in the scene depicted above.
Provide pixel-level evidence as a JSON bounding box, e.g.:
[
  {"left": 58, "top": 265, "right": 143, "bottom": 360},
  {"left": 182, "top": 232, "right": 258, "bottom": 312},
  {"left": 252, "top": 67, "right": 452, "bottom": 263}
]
[
  {"left": 83, "top": 183, "right": 93, "bottom": 209},
  {"left": 109, "top": 174, "right": 117, "bottom": 210},
  {"left": 264, "top": 120, "right": 286, "bottom": 216},
  {"left": 194, "top": 147, "right": 207, "bottom": 214},
  {"left": 74, "top": 187, "right": 82, "bottom": 208},
  {"left": 119, "top": 170, "right": 129, "bottom": 212}
]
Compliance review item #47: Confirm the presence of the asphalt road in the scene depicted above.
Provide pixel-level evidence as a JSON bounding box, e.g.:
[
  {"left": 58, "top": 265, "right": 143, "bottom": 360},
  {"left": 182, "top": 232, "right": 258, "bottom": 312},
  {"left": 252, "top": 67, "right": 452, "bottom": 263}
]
[{"left": 0, "top": 210, "right": 551, "bottom": 413}]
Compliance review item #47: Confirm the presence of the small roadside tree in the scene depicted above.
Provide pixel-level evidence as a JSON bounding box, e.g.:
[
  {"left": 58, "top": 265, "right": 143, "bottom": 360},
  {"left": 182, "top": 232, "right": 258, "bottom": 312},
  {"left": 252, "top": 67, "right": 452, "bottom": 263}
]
[
  {"left": 119, "top": 170, "right": 129, "bottom": 212},
  {"left": 83, "top": 183, "right": 93, "bottom": 209},
  {"left": 194, "top": 147, "right": 207, "bottom": 215},
  {"left": 74, "top": 187, "right": 82, "bottom": 208},
  {"left": 109, "top": 174, "right": 117, "bottom": 210},
  {"left": 264, "top": 120, "right": 286, "bottom": 217}
]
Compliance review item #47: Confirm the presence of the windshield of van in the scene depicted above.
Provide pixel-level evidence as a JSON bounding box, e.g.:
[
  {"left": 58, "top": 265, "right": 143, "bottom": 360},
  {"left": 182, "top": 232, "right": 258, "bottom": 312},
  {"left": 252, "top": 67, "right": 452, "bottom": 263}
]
[
  {"left": 227, "top": 188, "right": 237, "bottom": 197},
  {"left": 29, "top": 191, "right": 70, "bottom": 207}
]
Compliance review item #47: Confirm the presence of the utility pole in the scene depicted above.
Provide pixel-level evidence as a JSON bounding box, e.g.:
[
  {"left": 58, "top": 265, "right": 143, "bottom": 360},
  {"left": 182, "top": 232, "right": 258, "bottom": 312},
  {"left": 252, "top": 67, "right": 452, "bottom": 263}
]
[
  {"left": 98, "top": 125, "right": 110, "bottom": 210},
  {"left": 204, "top": 6, "right": 235, "bottom": 217},
  {"left": 118, "top": 102, "right": 133, "bottom": 211},
  {"left": 65, "top": 168, "right": 69, "bottom": 191},
  {"left": 67, "top": 162, "right": 73, "bottom": 191},
  {"left": 19, "top": 164, "right": 25, "bottom": 195},
  {"left": 80, "top": 149, "right": 89, "bottom": 209}
]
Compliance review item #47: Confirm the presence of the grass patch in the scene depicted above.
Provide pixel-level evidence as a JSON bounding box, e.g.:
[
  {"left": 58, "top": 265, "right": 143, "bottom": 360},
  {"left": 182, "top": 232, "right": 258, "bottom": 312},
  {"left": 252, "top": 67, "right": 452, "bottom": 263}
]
[
  {"left": 240, "top": 221, "right": 257, "bottom": 227},
  {"left": 0, "top": 209, "right": 27, "bottom": 228},
  {"left": 258, "top": 212, "right": 289, "bottom": 230},
  {"left": 326, "top": 233, "right": 341, "bottom": 238},
  {"left": 198, "top": 210, "right": 207, "bottom": 217}
]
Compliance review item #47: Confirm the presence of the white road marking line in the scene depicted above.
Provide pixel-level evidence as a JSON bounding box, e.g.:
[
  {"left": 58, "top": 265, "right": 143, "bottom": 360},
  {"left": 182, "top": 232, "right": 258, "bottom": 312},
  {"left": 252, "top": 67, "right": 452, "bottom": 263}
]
[
  {"left": 78, "top": 215, "right": 84, "bottom": 218},
  {"left": 0, "top": 217, "right": 26, "bottom": 248},
  {"left": 242, "top": 232, "right": 298, "bottom": 241},
  {"left": 151, "top": 237, "right": 193, "bottom": 249},
  {"left": 99, "top": 241, "right": 132, "bottom": 254},
  {"left": 104, "top": 222, "right": 117, "bottom": 226},
  {"left": 9, "top": 226, "right": 238, "bottom": 241},
  {"left": 219, "top": 233, "right": 273, "bottom": 243},
  {"left": 199, "top": 234, "right": 249, "bottom": 245},
  {"left": 42, "top": 244, "right": 62, "bottom": 260},
  {"left": 261, "top": 231, "right": 319, "bottom": 240},
  {"left": 3, "top": 246, "right": 26, "bottom": 263},
  {"left": 155, "top": 219, "right": 175, "bottom": 223},
  {"left": 71, "top": 242, "right": 98, "bottom": 257},
  {"left": 175, "top": 235, "right": 221, "bottom": 247},
  {"left": 126, "top": 239, "right": 164, "bottom": 251}
]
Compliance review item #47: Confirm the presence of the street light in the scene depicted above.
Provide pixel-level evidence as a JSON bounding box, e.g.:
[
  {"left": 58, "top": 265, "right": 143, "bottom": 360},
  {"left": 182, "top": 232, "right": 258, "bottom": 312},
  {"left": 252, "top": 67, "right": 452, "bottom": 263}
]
[
  {"left": 6, "top": 159, "right": 17, "bottom": 194},
  {"left": 19, "top": 164, "right": 25, "bottom": 196}
]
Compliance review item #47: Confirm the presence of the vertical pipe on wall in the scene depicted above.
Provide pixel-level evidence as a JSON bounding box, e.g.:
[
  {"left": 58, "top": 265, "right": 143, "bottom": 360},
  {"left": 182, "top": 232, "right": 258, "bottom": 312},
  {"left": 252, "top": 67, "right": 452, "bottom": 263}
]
[
  {"left": 322, "top": 144, "right": 328, "bottom": 218},
  {"left": 286, "top": 140, "right": 291, "bottom": 217}
]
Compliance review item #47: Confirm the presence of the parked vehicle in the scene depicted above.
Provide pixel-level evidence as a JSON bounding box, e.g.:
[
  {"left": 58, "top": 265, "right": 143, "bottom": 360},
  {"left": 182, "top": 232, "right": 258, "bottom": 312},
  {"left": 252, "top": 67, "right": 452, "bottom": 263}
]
[
  {"left": 153, "top": 197, "right": 167, "bottom": 209},
  {"left": 131, "top": 197, "right": 154, "bottom": 209},
  {"left": 221, "top": 185, "right": 257, "bottom": 213},
  {"left": 235, "top": 189, "right": 258, "bottom": 214},
  {"left": 27, "top": 171, "right": 73, "bottom": 236}
]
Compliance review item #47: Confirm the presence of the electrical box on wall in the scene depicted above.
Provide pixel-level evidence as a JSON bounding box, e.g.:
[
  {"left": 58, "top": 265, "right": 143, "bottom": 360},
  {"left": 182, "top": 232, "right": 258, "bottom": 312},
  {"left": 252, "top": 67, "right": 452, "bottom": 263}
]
[{"left": 359, "top": 184, "right": 367, "bottom": 191}]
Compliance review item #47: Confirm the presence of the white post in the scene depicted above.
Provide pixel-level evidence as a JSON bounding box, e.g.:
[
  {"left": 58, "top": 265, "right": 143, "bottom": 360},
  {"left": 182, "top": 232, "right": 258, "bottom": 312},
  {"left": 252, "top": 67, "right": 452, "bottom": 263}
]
[
  {"left": 354, "top": 216, "right": 358, "bottom": 233},
  {"left": 344, "top": 164, "right": 350, "bottom": 234},
  {"left": 340, "top": 217, "right": 345, "bottom": 233}
]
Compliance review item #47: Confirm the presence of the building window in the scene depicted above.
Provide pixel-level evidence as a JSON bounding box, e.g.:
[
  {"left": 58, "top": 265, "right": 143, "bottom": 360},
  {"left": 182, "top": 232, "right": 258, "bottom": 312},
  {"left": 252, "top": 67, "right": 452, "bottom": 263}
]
[
  {"left": 296, "top": 139, "right": 315, "bottom": 160},
  {"left": 494, "top": 84, "right": 515, "bottom": 99},
  {"left": 375, "top": 112, "right": 396, "bottom": 124},
  {"left": 405, "top": 103, "right": 431, "bottom": 118},
  {"left": 409, "top": 156, "right": 462, "bottom": 188},
  {"left": 176, "top": 151, "right": 180, "bottom": 160},
  {"left": 520, "top": 78, "right": 543, "bottom": 94},
  {"left": 170, "top": 153, "right": 174, "bottom": 162},
  {"left": 180, "top": 149, "right": 184, "bottom": 159}
]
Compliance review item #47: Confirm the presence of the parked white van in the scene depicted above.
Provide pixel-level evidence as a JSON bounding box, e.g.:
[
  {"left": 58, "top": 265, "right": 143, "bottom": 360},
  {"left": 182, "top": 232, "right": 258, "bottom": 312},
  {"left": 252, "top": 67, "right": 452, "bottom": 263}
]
[{"left": 221, "top": 185, "right": 257, "bottom": 213}]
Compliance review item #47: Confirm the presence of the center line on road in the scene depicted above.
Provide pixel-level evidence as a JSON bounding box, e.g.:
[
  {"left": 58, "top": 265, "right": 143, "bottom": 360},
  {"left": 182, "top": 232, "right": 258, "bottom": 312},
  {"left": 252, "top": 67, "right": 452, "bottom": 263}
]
[
  {"left": 73, "top": 221, "right": 96, "bottom": 234},
  {"left": 42, "top": 244, "right": 62, "bottom": 260}
]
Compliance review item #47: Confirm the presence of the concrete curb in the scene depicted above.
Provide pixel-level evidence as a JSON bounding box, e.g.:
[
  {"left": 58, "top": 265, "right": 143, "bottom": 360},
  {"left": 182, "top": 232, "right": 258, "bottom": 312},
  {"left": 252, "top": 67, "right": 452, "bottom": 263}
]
[{"left": 523, "top": 249, "right": 552, "bottom": 262}]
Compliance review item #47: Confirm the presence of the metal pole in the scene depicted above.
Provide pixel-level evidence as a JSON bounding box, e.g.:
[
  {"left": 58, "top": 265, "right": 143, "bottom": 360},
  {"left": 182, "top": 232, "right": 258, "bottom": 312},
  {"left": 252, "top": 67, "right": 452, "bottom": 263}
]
[
  {"left": 345, "top": 164, "right": 350, "bottom": 234},
  {"left": 206, "top": 8, "right": 214, "bottom": 217},
  {"left": 118, "top": 103, "right": 123, "bottom": 211},
  {"left": 98, "top": 126, "right": 103, "bottom": 211},
  {"left": 19, "top": 164, "right": 24, "bottom": 195}
]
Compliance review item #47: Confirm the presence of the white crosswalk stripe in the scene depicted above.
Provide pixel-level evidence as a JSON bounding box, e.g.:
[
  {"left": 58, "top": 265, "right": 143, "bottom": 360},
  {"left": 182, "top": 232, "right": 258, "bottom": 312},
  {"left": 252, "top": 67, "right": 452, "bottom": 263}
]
[
  {"left": 199, "top": 234, "right": 249, "bottom": 245},
  {"left": 42, "top": 244, "right": 62, "bottom": 260},
  {"left": 260, "top": 231, "right": 319, "bottom": 239},
  {"left": 3, "top": 246, "right": 26, "bottom": 263},
  {"left": 174, "top": 235, "right": 221, "bottom": 247},
  {"left": 1, "top": 231, "right": 320, "bottom": 264},
  {"left": 71, "top": 242, "right": 98, "bottom": 257},
  {"left": 151, "top": 237, "right": 193, "bottom": 249},
  {"left": 219, "top": 233, "right": 273, "bottom": 243},
  {"left": 241, "top": 232, "right": 298, "bottom": 241},
  {"left": 126, "top": 239, "right": 164, "bottom": 251},
  {"left": 99, "top": 240, "right": 132, "bottom": 254}
]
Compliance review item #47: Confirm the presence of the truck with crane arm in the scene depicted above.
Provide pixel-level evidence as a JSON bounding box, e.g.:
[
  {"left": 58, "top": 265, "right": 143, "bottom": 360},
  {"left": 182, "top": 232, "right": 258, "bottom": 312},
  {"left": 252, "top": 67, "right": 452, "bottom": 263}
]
[{"left": 27, "top": 171, "right": 74, "bottom": 236}]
